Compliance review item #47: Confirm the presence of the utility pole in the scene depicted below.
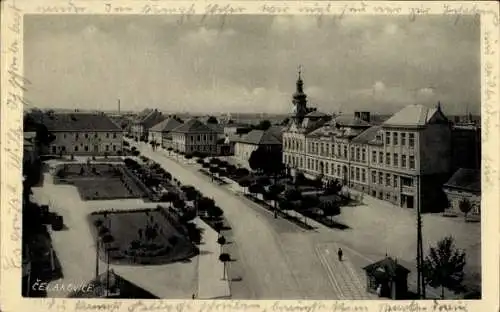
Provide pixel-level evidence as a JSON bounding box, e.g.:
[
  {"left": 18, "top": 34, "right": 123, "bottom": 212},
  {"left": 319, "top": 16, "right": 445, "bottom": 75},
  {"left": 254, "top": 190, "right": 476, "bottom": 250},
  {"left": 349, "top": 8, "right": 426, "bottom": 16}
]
[
  {"left": 95, "top": 237, "right": 100, "bottom": 279},
  {"left": 416, "top": 175, "right": 425, "bottom": 298}
]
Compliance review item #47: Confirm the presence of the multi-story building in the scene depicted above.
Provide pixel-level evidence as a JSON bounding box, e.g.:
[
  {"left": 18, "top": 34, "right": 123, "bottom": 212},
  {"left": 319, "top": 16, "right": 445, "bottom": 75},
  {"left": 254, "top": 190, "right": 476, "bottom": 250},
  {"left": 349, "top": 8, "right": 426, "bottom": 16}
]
[
  {"left": 305, "top": 113, "right": 372, "bottom": 187},
  {"left": 233, "top": 129, "right": 282, "bottom": 163},
  {"left": 40, "top": 112, "right": 123, "bottom": 156},
  {"left": 131, "top": 109, "right": 165, "bottom": 141},
  {"left": 451, "top": 123, "right": 481, "bottom": 171},
  {"left": 282, "top": 69, "right": 331, "bottom": 177},
  {"left": 372, "top": 103, "right": 452, "bottom": 211},
  {"left": 148, "top": 117, "right": 182, "bottom": 148},
  {"left": 170, "top": 118, "right": 218, "bottom": 155}
]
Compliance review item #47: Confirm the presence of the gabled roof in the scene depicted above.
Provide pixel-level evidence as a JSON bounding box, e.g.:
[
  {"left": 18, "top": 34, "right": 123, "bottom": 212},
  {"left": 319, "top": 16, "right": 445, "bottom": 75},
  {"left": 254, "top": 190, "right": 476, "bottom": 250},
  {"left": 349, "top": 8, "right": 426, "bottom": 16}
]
[
  {"left": 363, "top": 257, "right": 410, "bottom": 278},
  {"left": 267, "top": 125, "right": 285, "bottom": 140},
  {"left": 171, "top": 118, "right": 216, "bottom": 134},
  {"left": 333, "top": 115, "right": 371, "bottom": 127},
  {"left": 444, "top": 168, "right": 481, "bottom": 193},
  {"left": 234, "top": 129, "right": 281, "bottom": 145},
  {"left": 351, "top": 126, "right": 383, "bottom": 145},
  {"left": 383, "top": 104, "right": 447, "bottom": 128},
  {"left": 41, "top": 113, "right": 121, "bottom": 132},
  {"left": 206, "top": 123, "right": 224, "bottom": 133},
  {"left": 139, "top": 110, "right": 165, "bottom": 129},
  {"left": 149, "top": 118, "right": 182, "bottom": 133}
]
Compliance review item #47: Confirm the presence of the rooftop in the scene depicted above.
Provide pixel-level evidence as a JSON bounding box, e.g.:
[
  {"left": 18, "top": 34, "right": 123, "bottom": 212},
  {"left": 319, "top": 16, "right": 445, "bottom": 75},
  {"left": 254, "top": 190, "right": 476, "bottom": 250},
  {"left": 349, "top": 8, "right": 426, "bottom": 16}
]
[
  {"left": 149, "top": 118, "right": 182, "bottom": 133},
  {"left": 171, "top": 118, "right": 216, "bottom": 134},
  {"left": 351, "top": 126, "right": 383, "bottom": 145},
  {"left": 39, "top": 113, "right": 122, "bottom": 132},
  {"left": 444, "top": 168, "right": 481, "bottom": 193},
  {"left": 383, "top": 104, "right": 447, "bottom": 128},
  {"left": 363, "top": 256, "right": 410, "bottom": 278},
  {"left": 233, "top": 129, "right": 282, "bottom": 145}
]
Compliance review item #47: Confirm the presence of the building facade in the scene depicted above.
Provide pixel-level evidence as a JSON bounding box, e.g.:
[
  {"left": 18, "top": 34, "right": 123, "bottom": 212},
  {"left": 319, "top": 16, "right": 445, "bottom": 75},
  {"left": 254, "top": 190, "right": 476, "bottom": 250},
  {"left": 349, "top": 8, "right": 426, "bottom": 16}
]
[
  {"left": 40, "top": 112, "right": 123, "bottom": 156},
  {"left": 170, "top": 118, "right": 218, "bottom": 155},
  {"left": 233, "top": 129, "right": 282, "bottom": 163},
  {"left": 131, "top": 109, "right": 165, "bottom": 141},
  {"left": 443, "top": 168, "right": 481, "bottom": 217},
  {"left": 148, "top": 117, "right": 182, "bottom": 148}
]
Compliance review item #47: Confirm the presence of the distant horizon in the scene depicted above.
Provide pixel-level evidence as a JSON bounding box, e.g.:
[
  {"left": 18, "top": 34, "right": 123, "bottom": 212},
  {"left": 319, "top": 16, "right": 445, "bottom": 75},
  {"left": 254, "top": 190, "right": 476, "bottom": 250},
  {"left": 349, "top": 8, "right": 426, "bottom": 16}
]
[{"left": 25, "top": 14, "right": 480, "bottom": 115}]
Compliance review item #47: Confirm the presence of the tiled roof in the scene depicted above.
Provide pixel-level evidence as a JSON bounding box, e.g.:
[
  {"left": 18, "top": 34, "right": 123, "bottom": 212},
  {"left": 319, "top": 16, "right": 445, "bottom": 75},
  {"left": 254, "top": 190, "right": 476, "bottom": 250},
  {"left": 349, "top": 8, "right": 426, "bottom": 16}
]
[
  {"left": 140, "top": 111, "right": 165, "bottom": 129},
  {"left": 333, "top": 115, "right": 371, "bottom": 127},
  {"left": 351, "top": 126, "right": 382, "bottom": 144},
  {"left": 383, "top": 104, "right": 445, "bottom": 127},
  {"left": 206, "top": 123, "right": 225, "bottom": 133},
  {"left": 444, "top": 168, "right": 481, "bottom": 193},
  {"left": 171, "top": 118, "right": 216, "bottom": 134},
  {"left": 41, "top": 113, "right": 121, "bottom": 132},
  {"left": 149, "top": 118, "right": 182, "bottom": 132},
  {"left": 363, "top": 257, "right": 410, "bottom": 278},
  {"left": 268, "top": 125, "right": 285, "bottom": 140},
  {"left": 234, "top": 129, "right": 281, "bottom": 145}
]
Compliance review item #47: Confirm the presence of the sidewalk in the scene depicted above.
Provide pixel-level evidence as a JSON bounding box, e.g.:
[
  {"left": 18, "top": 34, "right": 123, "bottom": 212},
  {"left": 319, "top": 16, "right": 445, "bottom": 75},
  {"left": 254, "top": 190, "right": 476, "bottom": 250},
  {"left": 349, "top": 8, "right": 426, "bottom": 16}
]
[
  {"left": 315, "top": 242, "right": 377, "bottom": 300},
  {"left": 193, "top": 218, "right": 231, "bottom": 299}
]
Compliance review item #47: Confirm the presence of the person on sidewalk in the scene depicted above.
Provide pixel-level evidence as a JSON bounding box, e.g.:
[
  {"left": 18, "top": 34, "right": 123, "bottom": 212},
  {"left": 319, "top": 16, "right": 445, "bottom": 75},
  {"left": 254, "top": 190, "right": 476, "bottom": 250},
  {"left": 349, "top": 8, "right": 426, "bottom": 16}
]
[{"left": 337, "top": 248, "right": 343, "bottom": 261}]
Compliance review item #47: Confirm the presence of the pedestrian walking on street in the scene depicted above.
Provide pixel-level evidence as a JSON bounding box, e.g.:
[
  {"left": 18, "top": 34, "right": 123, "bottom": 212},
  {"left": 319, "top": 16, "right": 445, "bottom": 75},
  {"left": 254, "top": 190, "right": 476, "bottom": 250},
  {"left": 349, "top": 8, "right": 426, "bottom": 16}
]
[{"left": 337, "top": 248, "right": 343, "bottom": 261}]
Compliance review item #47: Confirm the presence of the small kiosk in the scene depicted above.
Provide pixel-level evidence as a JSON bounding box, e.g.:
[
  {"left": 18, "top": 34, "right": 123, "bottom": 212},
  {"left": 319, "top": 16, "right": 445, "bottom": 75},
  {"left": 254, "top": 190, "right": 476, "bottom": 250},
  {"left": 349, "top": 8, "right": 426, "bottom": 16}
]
[{"left": 362, "top": 256, "right": 410, "bottom": 300}]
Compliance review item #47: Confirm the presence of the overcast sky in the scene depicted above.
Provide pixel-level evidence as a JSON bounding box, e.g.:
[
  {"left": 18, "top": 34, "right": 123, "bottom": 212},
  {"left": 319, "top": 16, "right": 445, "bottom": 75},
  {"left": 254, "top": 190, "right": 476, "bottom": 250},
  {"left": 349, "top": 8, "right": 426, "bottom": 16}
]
[{"left": 25, "top": 14, "right": 480, "bottom": 115}]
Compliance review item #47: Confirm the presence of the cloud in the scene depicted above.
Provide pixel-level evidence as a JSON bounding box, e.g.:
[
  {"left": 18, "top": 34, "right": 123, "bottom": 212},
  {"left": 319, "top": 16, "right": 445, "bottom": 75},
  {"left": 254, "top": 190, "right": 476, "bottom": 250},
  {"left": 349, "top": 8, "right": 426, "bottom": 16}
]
[{"left": 24, "top": 15, "right": 480, "bottom": 115}]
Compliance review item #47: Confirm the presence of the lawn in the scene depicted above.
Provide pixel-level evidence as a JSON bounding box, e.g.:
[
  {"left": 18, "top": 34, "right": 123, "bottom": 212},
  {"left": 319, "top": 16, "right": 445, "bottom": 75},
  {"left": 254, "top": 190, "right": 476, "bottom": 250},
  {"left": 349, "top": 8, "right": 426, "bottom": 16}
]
[
  {"left": 53, "top": 163, "right": 147, "bottom": 200},
  {"left": 88, "top": 208, "right": 198, "bottom": 265}
]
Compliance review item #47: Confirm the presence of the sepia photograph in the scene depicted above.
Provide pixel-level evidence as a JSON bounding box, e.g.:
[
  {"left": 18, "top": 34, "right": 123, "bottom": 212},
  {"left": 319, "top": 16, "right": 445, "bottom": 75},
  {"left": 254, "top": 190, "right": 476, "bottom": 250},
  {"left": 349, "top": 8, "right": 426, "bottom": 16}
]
[{"left": 19, "top": 11, "right": 483, "bottom": 302}]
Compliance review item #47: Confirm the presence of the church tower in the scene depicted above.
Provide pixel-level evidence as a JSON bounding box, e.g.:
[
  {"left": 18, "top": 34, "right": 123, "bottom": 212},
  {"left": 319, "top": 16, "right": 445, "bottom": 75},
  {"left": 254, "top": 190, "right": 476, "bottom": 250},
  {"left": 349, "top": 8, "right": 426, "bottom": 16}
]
[{"left": 292, "top": 66, "right": 308, "bottom": 125}]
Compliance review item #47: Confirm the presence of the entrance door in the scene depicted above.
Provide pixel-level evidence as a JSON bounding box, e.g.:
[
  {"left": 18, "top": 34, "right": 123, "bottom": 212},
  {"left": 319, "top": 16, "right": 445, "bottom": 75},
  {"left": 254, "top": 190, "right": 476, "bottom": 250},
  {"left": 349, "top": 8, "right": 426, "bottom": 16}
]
[{"left": 406, "top": 196, "right": 414, "bottom": 209}]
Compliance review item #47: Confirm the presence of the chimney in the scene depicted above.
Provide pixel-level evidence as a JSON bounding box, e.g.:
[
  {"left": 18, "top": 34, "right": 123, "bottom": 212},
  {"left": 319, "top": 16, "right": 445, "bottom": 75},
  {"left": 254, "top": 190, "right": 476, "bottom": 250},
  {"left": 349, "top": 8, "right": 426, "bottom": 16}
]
[
  {"left": 360, "top": 112, "right": 371, "bottom": 123},
  {"left": 354, "top": 111, "right": 361, "bottom": 119},
  {"left": 118, "top": 99, "right": 121, "bottom": 114}
]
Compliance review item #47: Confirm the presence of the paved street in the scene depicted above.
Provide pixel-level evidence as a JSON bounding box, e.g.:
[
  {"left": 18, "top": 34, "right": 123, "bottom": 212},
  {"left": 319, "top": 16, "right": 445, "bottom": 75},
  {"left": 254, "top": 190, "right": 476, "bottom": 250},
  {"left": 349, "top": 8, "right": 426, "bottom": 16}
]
[{"left": 132, "top": 141, "right": 370, "bottom": 299}]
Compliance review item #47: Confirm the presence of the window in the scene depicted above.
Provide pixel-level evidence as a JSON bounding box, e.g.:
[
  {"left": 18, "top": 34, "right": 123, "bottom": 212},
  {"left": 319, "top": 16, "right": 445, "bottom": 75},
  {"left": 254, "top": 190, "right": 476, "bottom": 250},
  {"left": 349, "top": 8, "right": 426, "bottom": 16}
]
[
  {"left": 379, "top": 152, "right": 383, "bottom": 164},
  {"left": 386, "top": 173, "right": 391, "bottom": 186},
  {"left": 113, "top": 145, "right": 117, "bottom": 151},
  {"left": 106, "top": 133, "right": 110, "bottom": 138},
  {"left": 401, "top": 133, "right": 406, "bottom": 145},
  {"left": 315, "top": 160, "right": 319, "bottom": 171},
  {"left": 113, "top": 133, "right": 117, "bottom": 139},
  {"left": 385, "top": 132, "right": 390, "bottom": 144},
  {"left": 393, "top": 132, "right": 398, "bottom": 145},
  {"left": 351, "top": 147, "right": 355, "bottom": 160},
  {"left": 63, "top": 134, "right": 67, "bottom": 139},
  {"left": 393, "top": 153, "right": 398, "bottom": 166},
  {"left": 337, "top": 165, "right": 341, "bottom": 176},
  {"left": 386, "top": 153, "right": 390, "bottom": 165},
  {"left": 331, "top": 163, "right": 335, "bottom": 174},
  {"left": 197, "top": 135, "right": 200, "bottom": 142},
  {"left": 85, "top": 133, "right": 89, "bottom": 139},
  {"left": 351, "top": 169, "right": 355, "bottom": 180},
  {"left": 300, "top": 158, "right": 303, "bottom": 168},
  {"left": 337, "top": 145, "right": 341, "bottom": 156},
  {"left": 321, "top": 143, "right": 324, "bottom": 155},
  {"left": 61, "top": 146, "right": 66, "bottom": 152},
  {"left": 409, "top": 156, "right": 415, "bottom": 169},
  {"left": 393, "top": 175, "right": 398, "bottom": 187},
  {"left": 84, "top": 145, "right": 89, "bottom": 151},
  {"left": 378, "top": 172, "right": 383, "bottom": 184},
  {"left": 344, "top": 146, "right": 348, "bottom": 158},
  {"left": 356, "top": 168, "right": 360, "bottom": 181},
  {"left": 362, "top": 149, "right": 366, "bottom": 162},
  {"left": 105, "top": 145, "right": 109, "bottom": 151},
  {"left": 409, "top": 133, "right": 415, "bottom": 147},
  {"left": 401, "top": 177, "right": 413, "bottom": 186},
  {"left": 95, "top": 133, "right": 98, "bottom": 138},
  {"left": 372, "top": 171, "right": 377, "bottom": 183},
  {"left": 331, "top": 144, "right": 335, "bottom": 157},
  {"left": 74, "top": 146, "right": 79, "bottom": 152},
  {"left": 386, "top": 193, "right": 391, "bottom": 200},
  {"left": 356, "top": 148, "right": 360, "bottom": 162},
  {"left": 325, "top": 164, "right": 329, "bottom": 174},
  {"left": 75, "top": 133, "right": 79, "bottom": 139},
  {"left": 307, "top": 158, "right": 310, "bottom": 169},
  {"left": 402, "top": 155, "right": 407, "bottom": 167},
  {"left": 372, "top": 151, "right": 377, "bottom": 163},
  {"left": 362, "top": 169, "right": 366, "bottom": 182}
]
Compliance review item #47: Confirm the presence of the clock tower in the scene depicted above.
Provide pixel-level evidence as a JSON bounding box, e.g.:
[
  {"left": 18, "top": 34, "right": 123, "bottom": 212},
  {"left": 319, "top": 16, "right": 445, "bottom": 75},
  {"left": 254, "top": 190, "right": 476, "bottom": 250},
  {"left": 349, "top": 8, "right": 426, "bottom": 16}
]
[{"left": 292, "top": 65, "right": 308, "bottom": 125}]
